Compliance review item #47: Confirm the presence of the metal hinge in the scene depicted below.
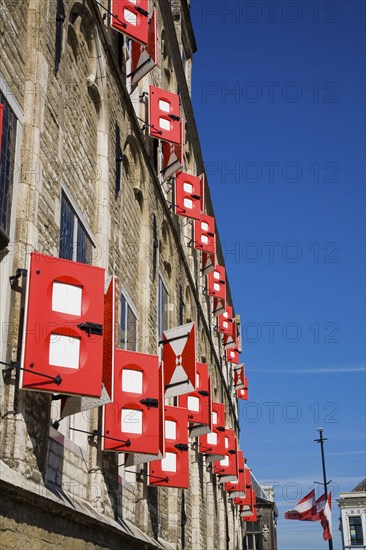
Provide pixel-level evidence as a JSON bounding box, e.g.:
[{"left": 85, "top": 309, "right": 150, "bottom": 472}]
[
  {"left": 140, "top": 398, "right": 159, "bottom": 408},
  {"left": 77, "top": 322, "right": 103, "bottom": 336},
  {"left": 216, "top": 426, "right": 225, "bottom": 432},
  {"left": 175, "top": 443, "right": 189, "bottom": 452},
  {"left": 198, "top": 390, "right": 209, "bottom": 397}
]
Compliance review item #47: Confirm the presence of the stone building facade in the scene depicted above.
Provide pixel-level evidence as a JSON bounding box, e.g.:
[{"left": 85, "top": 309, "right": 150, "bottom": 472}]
[
  {"left": 338, "top": 479, "right": 366, "bottom": 550},
  {"left": 0, "top": 1, "right": 247, "bottom": 548}
]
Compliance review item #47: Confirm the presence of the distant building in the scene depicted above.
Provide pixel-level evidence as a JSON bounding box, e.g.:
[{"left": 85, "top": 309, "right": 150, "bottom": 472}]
[
  {"left": 243, "top": 476, "right": 278, "bottom": 550},
  {"left": 338, "top": 479, "right": 366, "bottom": 550}
]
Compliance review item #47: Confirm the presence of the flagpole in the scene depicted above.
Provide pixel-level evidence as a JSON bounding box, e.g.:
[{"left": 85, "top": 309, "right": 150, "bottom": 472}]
[{"left": 314, "top": 428, "right": 333, "bottom": 550}]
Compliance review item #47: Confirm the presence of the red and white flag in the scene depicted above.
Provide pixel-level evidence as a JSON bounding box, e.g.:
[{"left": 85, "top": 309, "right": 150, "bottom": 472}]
[
  {"left": 316, "top": 492, "right": 332, "bottom": 540},
  {"left": 284, "top": 489, "right": 317, "bottom": 521}
]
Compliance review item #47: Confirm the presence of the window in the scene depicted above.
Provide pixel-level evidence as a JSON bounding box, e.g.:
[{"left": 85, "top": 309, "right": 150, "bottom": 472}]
[
  {"left": 0, "top": 93, "right": 17, "bottom": 236},
  {"left": 158, "top": 275, "right": 169, "bottom": 337},
  {"left": 121, "top": 291, "right": 138, "bottom": 351},
  {"left": 349, "top": 516, "right": 364, "bottom": 545},
  {"left": 59, "top": 191, "right": 93, "bottom": 264}
]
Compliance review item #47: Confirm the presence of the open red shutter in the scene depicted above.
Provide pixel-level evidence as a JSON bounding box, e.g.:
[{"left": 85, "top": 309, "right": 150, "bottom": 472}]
[
  {"left": 237, "top": 376, "right": 249, "bottom": 401},
  {"left": 213, "top": 429, "right": 239, "bottom": 483},
  {"left": 240, "top": 490, "right": 257, "bottom": 520},
  {"left": 208, "top": 266, "right": 226, "bottom": 300},
  {"left": 178, "top": 362, "right": 212, "bottom": 437},
  {"left": 175, "top": 172, "right": 204, "bottom": 221},
  {"left": 149, "top": 86, "right": 181, "bottom": 144},
  {"left": 20, "top": 253, "right": 105, "bottom": 396},
  {"left": 125, "top": 362, "right": 165, "bottom": 465},
  {"left": 0, "top": 104, "right": 4, "bottom": 156},
  {"left": 161, "top": 322, "right": 196, "bottom": 398},
  {"left": 194, "top": 214, "right": 215, "bottom": 254},
  {"left": 161, "top": 121, "right": 184, "bottom": 181},
  {"left": 130, "top": 8, "right": 158, "bottom": 86},
  {"left": 102, "top": 349, "right": 161, "bottom": 454},
  {"left": 202, "top": 250, "right": 215, "bottom": 277},
  {"left": 149, "top": 405, "right": 189, "bottom": 488},
  {"left": 225, "top": 450, "right": 245, "bottom": 498},
  {"left": 226, "top": 347, "right": 240, "bottom": 364},
  {"left": 111, "top": 0, "right": 149, "bottom": 45},
  {"left": 218, "top": 305, "right": 234, "bottom": 335},
  {"left": 233, "top": 363, "right": 245, "bottom": 390},
  {"left": 198, "top": 401, "right": 226, "bottom": 461},
  {"left": 59, "top": 277, "right": 116, "bottom": 418}
]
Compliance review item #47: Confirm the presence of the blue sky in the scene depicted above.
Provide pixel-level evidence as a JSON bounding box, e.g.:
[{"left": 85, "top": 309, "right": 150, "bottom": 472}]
[{"left": 190, "top": 1, "right": 366, "bottom": 548}]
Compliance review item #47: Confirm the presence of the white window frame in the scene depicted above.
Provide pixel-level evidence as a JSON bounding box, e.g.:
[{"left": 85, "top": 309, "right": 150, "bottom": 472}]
[{"left": 120, "top": 286, "right": 139, "bottom": 351}]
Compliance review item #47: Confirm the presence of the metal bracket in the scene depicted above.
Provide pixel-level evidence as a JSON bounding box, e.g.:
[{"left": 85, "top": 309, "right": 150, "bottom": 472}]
[
  {"left": 159, "top": 332, "right": 190, "bottom": 346},
  {"left": 198, "top": 390, "right": 209, "bottom": 397},
  {"left": 9, "top": 268, "right": 27, "bottom": 287},
  {"left": 1, "top": 360, "right": 62, "bottom": 386}
]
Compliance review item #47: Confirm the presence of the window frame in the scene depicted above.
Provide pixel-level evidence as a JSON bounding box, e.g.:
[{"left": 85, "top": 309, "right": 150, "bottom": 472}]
[
  {"left": 59, "top": 184, "right": 96, "bottom": 264},
  {"left": 158, "top": 273, "right": 169, "bottom": 340},
  {"left": 120, "top": 287, "right": 139, "bottom": 351},
  {"left": 348, "top": 515, "right": 364, "bottom": 546}
]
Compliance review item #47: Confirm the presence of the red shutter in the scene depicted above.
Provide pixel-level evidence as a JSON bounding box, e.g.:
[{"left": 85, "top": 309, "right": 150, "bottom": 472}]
[
  {"left": 0, "top": 104, "right": 4, "bottom": 156},
  {"left": 194, "top": 214, "right": 215, "bottom": 254},
  {"left": 240, "top": 490, "right": 257, "bottom": 520},
  {"left": 242, "top": 507, "right": 257, "bottom": 522},
  {"left": 162, "top": 322, "right": 196, "bottom": 398},
  {"left": 213, "top": 297, "right": 226, "bottom": 317},
  {"left": 225, "top": 450, "right": 245, "bottom": 498},
  {"left": 102, "top": 349, "right": 161, "bottom": 454},
  {"left": 202, "top": 250, "right": 215, "bottom": 277},
  {"left": 218, "top": 305, "right": 234, "bottom": 336},
  {"left": 178, "top": 362, "right": 212, "bottom": 437},
  {"left": 213, "top": 429, "right": 239, "bottom": 483},
  {"left": 111, "top": 0, "right": 149, "bottom": 45},
  {"left": 149, "top": 405, "right": 189, "bottom": 488},
  {"left": 233, "top": 363, "right": 245, "bottom": 390},
  {"left": 161, "top": 120, "right": 184, "bottom": 181},
  {"left": 59, "top": 277, "right": 116, "bottom": 418},
  {"left": 237, "top": 376, "right": 249, "bottom": 401},
  {"left": 198, "top": 401, "right": 226, "bottom": 462},
  {"left": 149, "top": 86, "right": 181, "bottom": 144},
  {"left": 20, "top": 253, "right": 105, "bottom": 396},
  {"left": 175, "top": 172, "right": 204, "bottom": 221},
  {"left": 226, "top": 347, "right": 240, "bottom": 364},
  {"left": 125, "top": 362, "right": 165, "bottom": 465},
  {"left": 208, "top": 266, "right": 226, "bottom": 300},
  {"left": 130, "top": 8, "right": 158, "bottom": 86}
]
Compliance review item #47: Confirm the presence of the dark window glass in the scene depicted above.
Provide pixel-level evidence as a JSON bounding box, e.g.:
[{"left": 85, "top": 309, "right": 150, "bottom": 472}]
[
  {"left": 349, "top": 516, "right": 364, "bottom": 545},
  {"left": 0, "top": 94, "right": 17, "bottom": 234},
  {"left": 59, "top": 192, "right": 92, "bottom": 264},
  {"left": 60, "top": 194, "right": 74, "bottom": 260},
  {"left": 158, "top": 276, "right": 168, "bottom": 337}
]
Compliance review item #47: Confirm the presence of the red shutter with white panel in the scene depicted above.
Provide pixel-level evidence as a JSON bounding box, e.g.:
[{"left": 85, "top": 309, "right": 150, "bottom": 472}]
[
  {"left": 208, "top": 266, "right": 226, "bottom": 300},
  {"left": 111, "top": 0, "right": 149, "bottom": 45},
  {"left": 149, "top": 405, "right": 189, "bottom": 488},
  {"left": 178, "top": 362, "right": 212, "bottom": 437},
  {"left": 237, "top": 376, "right": 249, "bottom": 400},
  {"left": 226, "top": 347, "right": 240, "bottom": 364},
  {"left": 240, "top": 490, "right": 257, "bottom": 520},
  {"left": 20, "top": 253, "right": 105, "bottom": 396},
  {"left": 149, "top": 86, "right": 181, "bottom": 144},
  {"left": 102, "top": 349, "right": 161, "bottom": 454},
  {"left": 175, "top": 172, "right": 204, "bottom": 221},
  {"left": 213, "top": 429, "right": 239, "bottom": 483},
  {"left": 130, "top": 8, "right": 158, "bottom": 86},
  {"left": 198, "top": 401, "right": 226, "bottom": 462},
  {"left": 213, "top": 297, "right": 226, "bottom": 317},
  {"left": 59, "top": 277, "right": 116, "bottom": 418},
  {"left": 161, "top": 322, "right": 196, "bottom": 398},
  {"left": 225, "top": 450, "right": 245, "bottom": 498},
  {"left": 218, "top": 305, "right": 234, "bottom": 336},
  {"left": 0, "top": 104, "right": 4, "bottom": 156},
  {"left": 194, "top": 214, "right": 215, "bottom": 254}
]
